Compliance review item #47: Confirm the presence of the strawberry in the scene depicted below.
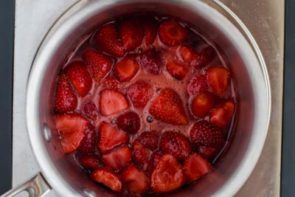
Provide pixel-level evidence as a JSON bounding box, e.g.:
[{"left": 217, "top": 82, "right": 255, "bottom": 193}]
[
  {"left": 78, "top": 124, "right": 97, "bottom": 154},
  {"left": 149, "top": 88, "right": 188, "bottom": 125},
  {"left": 187, "top": 74, "right": 208, "bottom": 96},
  {"left": 119, "top": 18, "right": 144, "bottom": 51},
  {"left": 82, "top": 101, "right": 98, "bottom": 121},
  {"left": 117, "top": 111, "right": 140, "bottom": 134},
  {"left": 210, "top": 100, "right": 235, "bottom": 128},
  {"left": 142, "top": 17, "right": 158, "bottom": 45},
  {"left": 183, "top": 153, "right": 212, "bottom": 182},
  {"left": 151, "top": 154, "right": 185, "bottom": 193},
  {"left": 197, "top": 146, "right": 218, "bottom": 160},
  {"left": 99, "top": 89, "right": 129, "bottom": 116},
  {"left": 95, "top": 23, "right": 125, "bottom": 57},
  {"left": 102, "top": 76, "right": 119, "bottom": 90},
  {"left": 81, "top": 49, "right": 113, "bottom": 83},
  {"left": 98, "top": 122, "right": 129, "bottom": 153},
  {"left": 193, "top": 46, "right": 216, "bottom": 68},
  {"left": 206, "top": 66, "right": 230, "bottom": 96},
  {"left": 147, "top": 151, "right": 163, "bottom": 175},
  {"left": 166, "top": 61, "right": 188, "bottom": 80},
  {"left": 64, "top": 61, "right": 92, "bottom": 97},
  {"left": 159, "top": 19, "right": 188, "bottom": 46},
  {"left": 91, "top": 168, "right": 122, "bottom": 192},
  {"left": 178, "top": 45, "right": 197, "bottom": 64},
  {"left": 132, "top": 142, "right": 152, "bottom": 171},
  {"left": 55, "top": 114, "right": 89, "bottom": 154},
  {"left": 114, "top": 55, "right": 139, "bottom": 82},
  {"left": 127, "top": 80, "right": 153, "bottom": 108},
  {"left": 134, "top": 131, "right": 159, "bottom": 151},
  {"left": 79, "top": 155, "right": 100, "bottom": 170},
  {"left": 190, "top": 120, "right": 225, "bottom": 148},
  {"left": 121, "top": 164, "right": 149, "bottom": 194},
  {"left": 160, "top": 131, "right": 192, "bottom": 160},
  {"left": 136, "top": 48, "right": 163, "bottom": 75},
  {"left": 190, "top": 93, "right": 215, "bottom": 118},
  {"left": 102, "top": 145, "right": 132, "bottom": 171},
  {"left": 54, "top": 74, "right": 77, "bottom": 113}
]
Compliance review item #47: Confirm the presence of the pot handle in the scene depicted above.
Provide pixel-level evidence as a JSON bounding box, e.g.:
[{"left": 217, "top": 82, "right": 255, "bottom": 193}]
[{"left": 1, "top": 173, "right": 51, "bottom": 197}]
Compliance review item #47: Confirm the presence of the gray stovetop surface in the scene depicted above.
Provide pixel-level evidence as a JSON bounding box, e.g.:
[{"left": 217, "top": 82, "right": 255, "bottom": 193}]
[{"left": 13, "top": 0, "right": 284, "bottom": 196}]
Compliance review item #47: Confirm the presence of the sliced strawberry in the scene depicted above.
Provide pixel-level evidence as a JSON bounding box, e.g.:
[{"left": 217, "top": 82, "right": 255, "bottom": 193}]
[
  {"left": 64, "top": 61, "right": 92, "bottom": 97},
  {"left": 98, "top": 122, "right": 129, "bottom": 153},
  {"left": 151, "top": 154, "right": 185, "bottom": 193},
  {"left": 102, "top": 76, "right": 119, "bottom": 90},
  {"left": 178, "top": 45, "right": 196, "bottom": 63},
  {"left": 91, "top": 168, "right": 122, "bottom": 192},
  {"left": 81, "top": 49, "right": 113, "bottom": 83},
  {"left": 78, "top": 124, "right": 97, "bottom": 154},
  {"left": 187, "top": 74, "right": 208, "bottom": 96},
  {"left": 210, "top": 100, "right": 235, "bottom": 128},
  {"left": 114, "top": 55, "right": 139, "bottom": 82},
  {"left": 149, "top": 88, "right": 188, "bottom": 125},
  {"left": 79, "top": 155, "right": 100, "bottom": 170},
  {"left": 136, "top": 48, "right": 163, "bottom": 75},
  {"left": 143, "top": 17, "right": 158, "bottom": 45},
  {"left": 127, "top": 80, "right": 153, "bottom": 108},
  {"left": 55, "top": 114, "right": 89, "bottom": 153},
  {"left": 166, "top": 61, "right": 188, "bottom": 80},
  {"left": 206, "top": 66, "right": 230, "bottom": 96},
  {"left": 159, "top": 19, "right": 187, "bottom": 46},
  {"left": 121, "top": 164, "right": 149, "bottom": 194},
  {"left": 183, "top": 153, "right": 212, "bottom": 182},
  {"left": 102, "top": 145, "right": 132, "bottom": 171},
  {"left": 198, "top": 146, "right": 218, "bottom": 160},
  {"left": 190, "top": 120, "right": 225, "bottom": 148},
  {"left": 134, "top": 131, "right": 159, "bottom": 151},
  {"left": 119, "top": 18, "right": 144, "bottom": 51},
  {"left": 191, "top": 93, "right": 215, "bottom": 118},
  {"left": 160, "top": 131, "right": 192, "bottom": 160},
  {"left": 117, "top": 111, "right": 140, "bottom": 134},
  {"left": 147, "top": 151, "right": 163, "bottom": 175},
  {"left": 193, "top": 46, "right": 216, "bottom": 68},
  {"left": 95, "top": 23, "right": 125, "bottom": 57},
  {"left": 82, "top": 101, "right": 98, "bottom": 121},
  {"left": 54, "top": 74, "right": 77, "bottom": 113},
  {"left": 99, "top": 89, "right": 129, "bottom": 116},
  {"left": 132, "top": 142, "right": 152, "bottom": 171}
]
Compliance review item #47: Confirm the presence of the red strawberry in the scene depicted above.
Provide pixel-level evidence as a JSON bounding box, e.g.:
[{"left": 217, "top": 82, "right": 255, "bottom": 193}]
[
  {"left": 160, "top": 131, "right": 192, "bottom": 160},
  {"left": 82, "top": 101, "right": 98, "bottom": 120},
  {"left": 151, "top": 154, "right": 185, "bottom": 193},
  {"left": 95, "top": 23, "right": 125, "bottom": 57},
  {"left": 121, "top": 164, "right": 149, "bottom": 194},
  {"left": 78, "top": 124, "right": 96, "bottom": 154},
  {"left": 198, "top": 146, "right": 218, "bottom": 160},
  {"left": 54, "top": 74, "right": 77, "bottom": 113},
  {"left": 98, "top": 122, "right": 128, "bottom": 153},
  {"left": 191, "top": 93, "right": 215, "bottom": 118},
  {"left": 102, "top": 145, "right": 132, "bottom": 171},
  {"left": 55, "top": 114, "right": 89, "bottom": 154},
  {"left": 178, "top": 45, "right": 197, "bottom": 64},
  {"left": 143, "top": 18, "right": 158, "bottom": 45},
  {"left": 187, "top": 74, "right": 208, "bottom": 96},
  {"left": 210, "top": 100, "right": 235, "bottom": 128},
  {"left": 193, "top": 46, "right": 216, "bottom": 68},
  {"left": 135, "top": 131, "right": 159, "bottom": 151},
  {"left": 190, "top": 120, "right": 225, "bottom": 148},
  {"left": 117, "top": 111, "right": 140, "bottom": 134},
  {"left": 114, "top": 55, "right": 139, "bottom": 82},
  {"left": 119, "top": 18, "right": 144, "bottom": 51},
  {"left": 159, "top": 19, "right": 188, "bottom": 46},
  {"left": 64, "top": 61, "right": 92, "bottom": 97},
  {"left": 127, "top": 80, "right": 153, "bottom": 108},
  {"left": 82, "top": 49, "right": 113, "bottom": 83},
  {"left": 91, "top": 168, "right": 122, "bottom": 192},
  {"left": 206, "top": 66, "right": 230, "bottom": 96},
  {"left": 147, "top": 151, "right": 163, "bottom": 175},
  {"left": 183, "top": 153, "right": 212, "bottom": 182},
  {"left": 79, "top": 155, "right": 100, "bottom": 170},
  {"left": 149, "top": 88, "right": 188, "bottom": 125},
  {"left": 166, "top": 61, "right": 188, "bottom": 80},
  {"left": 102, "top": 76, "right": 119, "bottom": 90},
  {"left": 132, "top": 142, "right": 152, "bottom": 171},
  {"left": 136, "top": 48, "right": 163, "bottom": 75},
  {"left": 99, "top": 89, "right": 129, "bottom": 116}
]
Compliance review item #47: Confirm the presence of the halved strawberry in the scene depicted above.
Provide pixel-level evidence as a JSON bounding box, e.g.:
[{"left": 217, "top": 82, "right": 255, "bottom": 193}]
[
  {"left": 64, "top": 61, "right": 92, "bottom": 97},
  {"left": 159, "top": 19, "right": 188, "bottom": 46},
  {"left": 82, "top": 101, "right": 98, "bottom": 121},
  {"left": 136, "top": 48, "right": 163, "bottom": 75},
  {"left": 191, "top": 93, "right": 215, "bottom": 118},
  {"left": 102, "top": 145, "right": 132, "bottom": 171},
  {"left": 114, "top": 55, "right": 139, "bottom": 82},
  {"left": 78, "top": 124, "right": 97, "bottom": 154},
  {"left": 187, "top": 74, "right": 208, "bottom": 96},
  {"left": 183, "top": 153, "right": 212, "bottom": 182},
  {"left": 99, "top": 89, "right": 129, "bottom": 116},
  {"left": 119, "top": 18, "right": 144, "bottom": 51},
  {"left": 55, "top": 114, "right": 89, "bottom": 153},
  {"left": 91, "top": 168, "right": 122, "bottom": 192},
  {"left": 121, "top": 164, "right": 149, "bottom": 194},
  {"left": 198, "top": 146, "right": 218, "bottom": 160},
  {"left": 210, "top": 100, "right": 235, "bottom": 128},
  {"left": 98, "top": 122, "right": 129, "bottom": 153},
  {"left": 127, "top": 80, "right": 153, "bottom": 108},
  {"left": 54, "top": 74, "right": 77, "bottom": 113},
  {"left": 206, "top": 66, "right": 230, "bottom": 96},
  {"left": 134, "top": 131, "right": 159, "bottom": 151},
  {"left": 166, "top": 61, "right": 188, "bottom": 80},
  {"left": 147, "top": 151, "right": 163, "bottom": 175},
  {"left": 142, "top": 17, "right": 158, "bottom": 45},
  {"left": 102, "top": 76, "right": 119, "bottom": 90},
  {"left": 132, "top": 142, "right": 152, "bottom": 171},
  {"left": 95, "top": 23, "right": 125, "bottom": 57},
  {"left": 149, "top": 88, "right": 188, "bottom": 125},
  {"left": 117, "top": 111, "right": 140, "bottom": 134},
  {"left": 82, "top": 49, "right": 113, "bottom": 83},
  {"left": 151, "top": 154, "right": 185, "bottom": 193},
  {"left": 178, "top": 45, "right": 197, "bottom": 64},
  {"left": 193, "top": 46, "right": 216, "bottom": 68},
  {"left": 160, "top": 131, "right": 192, "bottom": 160},
  {"left": 79, "top": 155, "right": 100, "bottom": 170}
]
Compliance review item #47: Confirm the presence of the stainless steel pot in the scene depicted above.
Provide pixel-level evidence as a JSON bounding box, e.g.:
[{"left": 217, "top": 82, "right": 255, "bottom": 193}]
[{"left": 3, "top": 0, "right": 271, "bottom": 196}]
